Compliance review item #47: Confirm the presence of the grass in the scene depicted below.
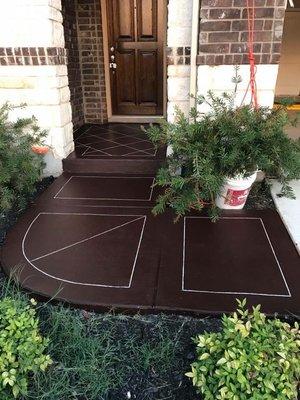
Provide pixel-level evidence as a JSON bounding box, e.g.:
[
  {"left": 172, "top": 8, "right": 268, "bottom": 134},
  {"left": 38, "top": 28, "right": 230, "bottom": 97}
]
[{"left": 0, "top": 276, "right": 221, "bottom": 400}]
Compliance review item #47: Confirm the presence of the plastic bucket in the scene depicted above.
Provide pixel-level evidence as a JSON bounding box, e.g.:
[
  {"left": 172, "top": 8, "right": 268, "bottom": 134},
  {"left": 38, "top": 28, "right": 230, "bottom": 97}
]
[{"left": 215, "top": 172, "right": 257, "bottom": 210}]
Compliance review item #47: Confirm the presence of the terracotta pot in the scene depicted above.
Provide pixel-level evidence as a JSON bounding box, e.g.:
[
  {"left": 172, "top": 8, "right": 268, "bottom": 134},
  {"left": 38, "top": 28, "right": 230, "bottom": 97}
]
[{"left": 31, "top": 145, "right": 49, "bottom": 155}]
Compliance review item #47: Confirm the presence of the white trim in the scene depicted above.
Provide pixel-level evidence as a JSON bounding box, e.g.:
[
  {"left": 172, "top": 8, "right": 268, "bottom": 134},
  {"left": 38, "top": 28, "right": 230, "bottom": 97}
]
[
  {"left": 53, "top": 176, "right": 155, "bottom": 201},
  {"left": 181, "top": 216, "right": 291, "bottom": 298},
  {"left": 22, "top": 212, "right": 147, "bottom": 289}
]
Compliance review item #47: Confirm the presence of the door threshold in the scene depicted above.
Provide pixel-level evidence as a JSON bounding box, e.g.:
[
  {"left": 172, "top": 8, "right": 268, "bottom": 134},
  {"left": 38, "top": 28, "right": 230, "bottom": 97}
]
[{"left": 108, "top": 115, "right": 165, "bottom": 123}]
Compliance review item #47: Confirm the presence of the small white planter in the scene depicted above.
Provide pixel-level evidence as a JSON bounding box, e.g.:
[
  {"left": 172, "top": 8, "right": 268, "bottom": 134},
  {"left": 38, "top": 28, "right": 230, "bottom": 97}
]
[{"left": 216, "top": 172, "right": 257, "bottom": 210}]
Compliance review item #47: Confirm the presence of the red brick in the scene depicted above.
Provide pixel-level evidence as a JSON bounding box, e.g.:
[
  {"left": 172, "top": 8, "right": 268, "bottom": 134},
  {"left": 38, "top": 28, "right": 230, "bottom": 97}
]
[
  {"left": 271, "top": 53, "right": 281, "bottom": 63},
  {"left": 209, "top": 32, "right": 239, "bottom": 42},
  {"left": 263, "top": 20, "right": 273, "bottom": 30},
  {"left": 231, "top": 20, "right": 263, "bottom": 31},
  {"left": 242, "top": 7, "right": 274, "bottom": 18},
  {"left": 234, "top": 0, "right": 266, "bottom": 5},
  {"left": 262, "top": 43, "right": 271, "bottom": 52},
  {"left": 233, "top": 54, "right": 243, "bottom": 63},
  {"left": 209, "top": 8, "right": 241, "bottom": 19},
  {"left": 199, "top": 43, "right": 230, "bottom": 53},
  {"left": 215, "top": 55, "right": 224, "bottom": 64},
  {"left": 240, "top": 31, "right": 273, "bottom": 42},
  {"left": 224, "top": 54, "right": 234, "bottom": 64},
  {"left": 201, "top": 0, "right": 233, "bottom": 6},
  {"left": 231, "top": 43, "right": 247, "bottom": 53},
  {"left": 201, "top": 20, "right": 231, "bottom": 31}
]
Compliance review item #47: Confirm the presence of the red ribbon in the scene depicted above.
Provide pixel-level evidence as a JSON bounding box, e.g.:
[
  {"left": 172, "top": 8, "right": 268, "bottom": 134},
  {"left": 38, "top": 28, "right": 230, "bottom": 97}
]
[{"left": 246, "top": 0, "right": 258, "bottom": 109}]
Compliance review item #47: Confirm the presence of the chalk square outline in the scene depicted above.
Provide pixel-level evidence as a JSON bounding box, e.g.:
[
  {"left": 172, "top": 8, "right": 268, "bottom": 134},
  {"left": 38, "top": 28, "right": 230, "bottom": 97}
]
[
  {"left": 53, "top": 176, "right": 155, "bottom": 201},
  {"left": 182, "top": 216, "right": 291, "bottom": 298}
]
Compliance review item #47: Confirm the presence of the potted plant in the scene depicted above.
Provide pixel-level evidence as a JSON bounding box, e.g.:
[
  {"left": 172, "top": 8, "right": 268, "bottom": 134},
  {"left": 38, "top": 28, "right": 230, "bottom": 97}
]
[{"left": 145, "top": 90, "right": 300, "bottom": 221}]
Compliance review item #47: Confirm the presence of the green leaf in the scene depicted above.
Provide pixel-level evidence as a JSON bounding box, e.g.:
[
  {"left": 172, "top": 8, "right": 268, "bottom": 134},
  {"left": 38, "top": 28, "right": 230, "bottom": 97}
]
[{"left": 265, "top": 381, "right": 276, "bottom": 392}]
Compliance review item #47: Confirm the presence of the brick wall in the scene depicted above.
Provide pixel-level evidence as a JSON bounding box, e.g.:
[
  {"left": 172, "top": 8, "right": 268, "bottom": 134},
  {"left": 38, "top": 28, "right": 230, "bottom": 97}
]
[
  {"left": 76, "top": 0, "right": 107, "bottom": 124},
  {"left": 0, "top": 47, "right": 67, "bottom": 66},
  {"left": 197, "top": 0, "right": 286, "bottom": 65},
  {"left": 62, "top": 0, "right": 84, "bottom": 131}
]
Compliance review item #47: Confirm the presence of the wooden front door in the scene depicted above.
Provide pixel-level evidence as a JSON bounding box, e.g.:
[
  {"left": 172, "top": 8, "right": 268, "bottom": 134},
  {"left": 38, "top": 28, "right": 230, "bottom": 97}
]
[{"left": 107, "top": 0, "right": 164, "bottom": 116}]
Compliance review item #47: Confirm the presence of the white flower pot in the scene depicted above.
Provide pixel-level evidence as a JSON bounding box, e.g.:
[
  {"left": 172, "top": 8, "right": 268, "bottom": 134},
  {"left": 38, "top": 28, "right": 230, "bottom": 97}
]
[{"left": 215, "top": 172, "right": 257, "bottom": 210}]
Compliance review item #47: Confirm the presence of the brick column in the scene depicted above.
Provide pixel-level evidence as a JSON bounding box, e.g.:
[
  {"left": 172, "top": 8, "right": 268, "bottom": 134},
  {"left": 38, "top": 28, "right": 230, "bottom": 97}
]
[
  {"left": 76, "top": 0, "right": 107, "bottom": 124},
  {"left": 0, "top": 0, "right": 73, "bottom": 176},
  {"left": 196, "top": 0, "right": 286, "bottom": 109}
]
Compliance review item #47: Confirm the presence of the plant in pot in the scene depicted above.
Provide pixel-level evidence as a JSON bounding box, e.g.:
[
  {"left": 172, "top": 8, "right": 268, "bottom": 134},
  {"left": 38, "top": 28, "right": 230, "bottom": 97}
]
[{"left": 145, "top": 90, "right": 300, "bottom": 221}]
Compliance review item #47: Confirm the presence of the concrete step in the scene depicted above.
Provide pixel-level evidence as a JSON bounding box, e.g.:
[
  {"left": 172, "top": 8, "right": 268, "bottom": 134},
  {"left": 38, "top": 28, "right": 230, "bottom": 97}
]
[{"left": 63, "top": 151, "right": 165, "bottom": 174}]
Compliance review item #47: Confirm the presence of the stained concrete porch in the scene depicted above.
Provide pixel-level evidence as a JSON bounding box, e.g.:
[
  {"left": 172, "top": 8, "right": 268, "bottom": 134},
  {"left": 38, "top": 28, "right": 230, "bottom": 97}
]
[{"left": 1, "top": 124, "right": 300, "bottom": 315}]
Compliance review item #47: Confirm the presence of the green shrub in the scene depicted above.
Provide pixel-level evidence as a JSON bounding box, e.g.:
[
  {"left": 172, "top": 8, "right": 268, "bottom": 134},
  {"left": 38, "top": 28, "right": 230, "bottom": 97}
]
[
  {"left": 146, "top": 85, "right": 300, "bottom": 220},
  {"left": 0, "top": 103, "right": 47, "bottom": 213},
  {"left": 186, "top": 299, "right": 300, "bottom": 400},
  {"left": 0, "top": 297, "right": 52, "bottom": 399}
]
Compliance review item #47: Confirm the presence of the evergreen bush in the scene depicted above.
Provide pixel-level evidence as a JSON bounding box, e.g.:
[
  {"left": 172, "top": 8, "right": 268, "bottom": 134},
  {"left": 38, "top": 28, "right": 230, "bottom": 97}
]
[
  {"left": 0, "top": 103, "right": 47, "bottom": 213},
  {"left": 146, "top": 90, "right": 300, "bottom": 220}
]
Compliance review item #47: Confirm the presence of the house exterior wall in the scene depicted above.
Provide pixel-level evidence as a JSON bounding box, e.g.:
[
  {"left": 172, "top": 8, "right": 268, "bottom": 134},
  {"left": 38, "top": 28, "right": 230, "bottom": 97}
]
[
  {"left": 61, "top": 0, "right": 107, "bottom": 127},
  {"left": 0, "top": 0, "right": 73, "bottom": 176},
  {"left": 0, "top": 0, "right": 290, "bottom": 177},
  {"left": 76, "top": 0, "right": 107, "bottom": 124},
  {"left": 195, "top": 0, "right": 286, "bottom": 111},
  {"left": 165, "top": 0, "right": 286, "bottom": 119}
]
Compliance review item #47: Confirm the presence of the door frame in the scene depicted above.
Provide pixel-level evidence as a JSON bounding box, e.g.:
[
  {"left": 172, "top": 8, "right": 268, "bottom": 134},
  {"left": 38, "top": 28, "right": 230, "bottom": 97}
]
[{"left": 100, "top": 0, "right": 167, "bottom": 122}]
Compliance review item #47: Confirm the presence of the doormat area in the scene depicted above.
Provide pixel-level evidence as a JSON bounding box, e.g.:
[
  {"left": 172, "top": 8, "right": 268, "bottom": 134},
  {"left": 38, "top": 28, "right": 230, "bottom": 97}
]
[
  {"left": 74, "top": 124, "right": 165, "bottom": 160},
  {"left": 1, "top": 174, "right": 299, "bottom": 315}
]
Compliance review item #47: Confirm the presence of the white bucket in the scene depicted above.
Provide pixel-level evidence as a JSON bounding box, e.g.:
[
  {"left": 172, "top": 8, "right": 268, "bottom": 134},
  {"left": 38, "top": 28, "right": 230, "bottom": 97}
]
[{"left": 215, "top": 172, "right": 257, "bottom": 210}]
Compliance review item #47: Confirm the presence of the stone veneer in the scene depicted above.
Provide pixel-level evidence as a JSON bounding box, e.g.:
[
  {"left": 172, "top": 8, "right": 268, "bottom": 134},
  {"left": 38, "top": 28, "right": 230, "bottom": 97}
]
[
  {"left": 0, "top": 0, "right": 73, "bottom": 176},
  {"left": 167, "top": 0, "right": 193, "bottom": 121}
]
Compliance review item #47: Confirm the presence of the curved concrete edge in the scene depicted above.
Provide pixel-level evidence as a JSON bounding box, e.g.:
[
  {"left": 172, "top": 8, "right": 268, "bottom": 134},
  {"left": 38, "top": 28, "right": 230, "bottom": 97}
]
[{"left": 269, "top": 179, "right": 300, "bottom": 255}]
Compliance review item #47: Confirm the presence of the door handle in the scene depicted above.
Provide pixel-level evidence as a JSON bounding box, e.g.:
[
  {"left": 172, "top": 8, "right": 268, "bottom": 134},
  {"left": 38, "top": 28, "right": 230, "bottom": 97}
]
[{"left": 109, "top": 63, "right": 117, "bottom": 69}]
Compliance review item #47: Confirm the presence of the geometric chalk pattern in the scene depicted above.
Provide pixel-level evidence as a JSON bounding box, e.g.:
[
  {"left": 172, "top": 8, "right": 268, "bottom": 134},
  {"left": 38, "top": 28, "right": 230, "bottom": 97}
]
[
  {"left": 182, "top": 217, "right": 291, "bottom": 297},
  {"left": 75, "top": 124, "right": 157, "bottom": 158},
  {"left": 22, "top": 212, "right": 146, "bottom": 288}
]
